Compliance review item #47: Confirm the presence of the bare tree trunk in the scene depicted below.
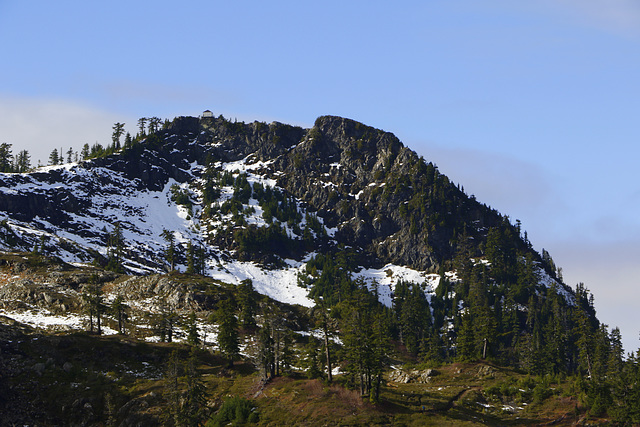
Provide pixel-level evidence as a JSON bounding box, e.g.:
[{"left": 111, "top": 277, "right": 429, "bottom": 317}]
[{"left": 323, "top": 326, "right": 333, "bottom": 382}]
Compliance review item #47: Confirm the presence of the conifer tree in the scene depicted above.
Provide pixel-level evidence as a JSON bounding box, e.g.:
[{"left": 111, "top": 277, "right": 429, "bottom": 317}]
[
  {"left": 237, "top": 279, "right": 257, "bottom": 330},
  {"left": 111, "top": 295, "right": 128, "bottom": 334},
  {"left": 256, "top": 325, "right": 276, "bottom": 380},
  {"left": 182, "top": 347, "right": 208, "bottom": 425},
  {"left": 216, "top": 298, "right": 239, "bottom": 367},
  {"left": 83, "top": 282, "right": 106, "bottom": 335},
  {"left": 186, "top": 241, "right": 195, "bottom": 274},
  {"left": 158, "top": 302, "right": 178, "bottom": 343},
  {"left": 14, "top": 149, "right": 31, "bottom": 172},
  {"left": 163, "top": 350, "right": 182, "bottom": 426},
  {"left": 81, "top": 143, "right": 90, "bottom": 160},
  {"left": 48, "top": 148, "right": 59, "bottom": 166},
  {"left": 137, "top": 117, "right": 147, "bottom": 136},
  {"left": 303, "top": 336, "right": 322, "bottom": 379},
  {"left": 312, "top": 300, "right": 337, "bottom": 382},
  {"left": 0, "top": 143, "right": 12, "bottom": 172},
  {"left": 112, "top": 122, "right": 125, "bottom": 150},
  {"left": 161, "top": 229, "right": 177, "bottom": 272},
  {"left": 185, "top": 312, "right": 200, "bottom": 347}
]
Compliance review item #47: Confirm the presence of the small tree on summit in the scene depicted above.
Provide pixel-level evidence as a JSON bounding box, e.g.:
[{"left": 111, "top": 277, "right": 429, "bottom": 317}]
[
  {"left": 14, "top": 149, "right": 31, "bottom": 172},
  {"left": 112, "top": 122, "right": 125, "bottom": 150},
  {"left": 148, "top": 117, "right": 162, "bottom": 134},
  {"left": 137, "top": 117, "right": 147, "bottom": 137},
  {"left": 0, "top": 143, "right": 13, "bottom": 172},
  {"left": 48, "top": 148, "right": 59, "bottom": 166}
]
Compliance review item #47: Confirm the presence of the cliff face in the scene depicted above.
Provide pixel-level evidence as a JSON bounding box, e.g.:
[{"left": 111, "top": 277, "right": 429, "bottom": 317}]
[
  {"left": 273, "top": 115, "right": 507, "bottom": 270},
  {"left": 0, "top": 114, "right": 520, "bottom": 274}
]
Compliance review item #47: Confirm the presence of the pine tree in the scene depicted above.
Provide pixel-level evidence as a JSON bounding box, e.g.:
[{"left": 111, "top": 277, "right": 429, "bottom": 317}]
[
  {"left": 48, "top": 148, "right": 59, "bottom": 166},
  {"left": 237, "top": 279, "right": 257, "bottom": 330},
  {"left": 456, "top": 312, "right": 476, "bottom": 361},
  {"left": 158, "top": 302, "right": 177, "bottom": 343},
  {"left": 112, "top": 122, "right": 125, "bottom": 150},
  {"left": 186, "top": 241, "right": 195, "bottom": 274},
  {"left": 182, "top": 347, "right": 208, "bottom": 425},
  {"left": 303, "top": 336, "right": 322, "bottom": 379},
  {"left": 185, "top": 312, "right": 200, "bottom": 347},
  {"left": 161, "top": 229, "right": 177, "bottom": 272},
  {"left": 163, "top": 350, "right": 182, "bottom": 426},
  {"left": 312, "top": 301, "right": 337, "bottom": 382},
  {"left": 81, "top": 143, "right": 90, "bottom": 160},
  {"left": 124, "top": 132, "right": 132, "bottom": 150},
  {"left": 137, "top": 117, "right": 147, "bottom": 136},
  {"left": 14, "top": 150, "right": 31, "bottom": 172},
  {"left": 111, "top": 295, "right": 128, "bottom": 334},
  {"left": 0, "top": 143, "right": 12, "bottom": 172},
  {"left": 148, "top": 117, "right": 162, "bottom": 134},
  {"left": 83, "top": 282, "right": 106, "bottom": 334},
  {"left": 216, "top": 298, "right": 239, "bottom": 367},
  {"left": 341, "top": 288, "right": 390, "bottom": 398},
  {"left": 257, "top": 325, "right": 276, "bottom": 380}
]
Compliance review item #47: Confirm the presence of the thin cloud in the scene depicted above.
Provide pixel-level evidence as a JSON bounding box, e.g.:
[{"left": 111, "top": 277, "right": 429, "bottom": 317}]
[
  {"left": 509, "top": 0, "right": 640, "bottom": 37},
  {"left": 557, "top": 0, "right": 640, "bottom": 30}
]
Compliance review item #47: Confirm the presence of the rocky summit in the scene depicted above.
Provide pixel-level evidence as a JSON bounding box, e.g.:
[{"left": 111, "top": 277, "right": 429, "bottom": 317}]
[{"left": 0, "top": 114, "right": 543, "bottom": 282}]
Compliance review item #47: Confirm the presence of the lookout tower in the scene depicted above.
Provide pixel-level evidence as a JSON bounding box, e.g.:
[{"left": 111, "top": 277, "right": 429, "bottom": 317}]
[{"left": 202, "top": 110, "right": 213, "bottom": 118}]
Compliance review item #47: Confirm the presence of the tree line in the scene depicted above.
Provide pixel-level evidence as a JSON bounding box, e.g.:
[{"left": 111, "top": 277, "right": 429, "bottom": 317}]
[{"left": 0, "top": 117, "right": 168, "bottom": 171}]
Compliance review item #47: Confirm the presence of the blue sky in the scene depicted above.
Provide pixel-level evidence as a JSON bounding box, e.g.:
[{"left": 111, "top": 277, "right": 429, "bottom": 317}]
[{"left": 1, "top": 0, "right": 639, "bottom": 351}]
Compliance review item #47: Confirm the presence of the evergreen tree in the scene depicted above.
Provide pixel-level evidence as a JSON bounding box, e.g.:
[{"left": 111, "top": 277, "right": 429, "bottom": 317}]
[
  {"left": 0, "top": 143, "right": 12, "bottom": 172},
  {"left": 111, "top": 295, "right": 128, "bottom": 334},
  {"left": 256, "top": 325, "right": 276, "bottom": 380},
  {"left": 216, "top": 298, "right": 239, "bottom": 367},
  {"left": 48, "top": 148, "right": 59, "bottom": 166},
  {"left": 303, "top": 336, "right": 322, "bottom": 379},
  {"left": 182, "top": 347, "right": 208, "bottom": 425},
  {"left": 161, "top": 229, "right": 177, "bottom": 272},
  {"left": 148, "top": 117, "right": 162, "bottom": 133},
  {"left": 163, "top": 350, "right": 182, "bottom": 426},
  {"left": 186, "top": 241, "right": 195, "bottom": 274},
  {"left": 137, "top": 117, "right": 147, "bottom": 136},
  {"left": 123, "top": 132, "right": 132, "bottom": 150},
  {"left": 66, "top": 147, "right": 74, "bottom": 163},
  {"left": 14, "top": 149, "right": 31, "bottom": 172},
  {"left": 456, "top": 312, "right": 476, "bottom": 361},
  {"left": 80, "top": 143, "right": 90, "bottom": 160},
  {"left": 107, "top": 222, "right": 125, "bottom": 272},
  {"left": 157, "top": 302, "right": 178, "bottom": 343},
  {"left": 312, "top": 300, "right": 337, "bottom": 382},
  {"left": 112, "top": 122, "right": 125, "bottom": 150},
  {"left": 341, "top": 287, "right": 390, "bottom": 399},
  {"left": 236, "top": 279, "right": 257, "bottom": 330},
  {"left": 83, "top": 282, "right": 106, "bottom": 335},
  {"left": 185, "top": 312, "right": 200, "bottom": 347}
]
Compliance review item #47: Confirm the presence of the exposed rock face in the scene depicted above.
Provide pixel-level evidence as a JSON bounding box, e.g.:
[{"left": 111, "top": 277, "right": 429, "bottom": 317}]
[
  {"left": 0, "top": 113, "right": 515, "bottom": 274},
  {"left": 388, "top": 368, "right": 438, "bottom": 384},
  {"left": 110, "top": 274, "right": 222, "bottom": 311},
  {"left": 274, "top": 116, "right": 504, "bottom": 270}
]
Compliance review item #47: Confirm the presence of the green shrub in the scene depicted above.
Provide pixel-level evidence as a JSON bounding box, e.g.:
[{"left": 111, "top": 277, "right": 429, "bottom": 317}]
[{"left": 206, "top": 396, "right": 258, "bottom": 426}]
